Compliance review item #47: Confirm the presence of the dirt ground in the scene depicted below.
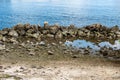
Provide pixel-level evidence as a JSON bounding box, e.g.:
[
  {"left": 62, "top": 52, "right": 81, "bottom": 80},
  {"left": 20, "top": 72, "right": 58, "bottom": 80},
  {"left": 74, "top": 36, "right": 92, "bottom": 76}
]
[
  {"left": 0, "top": 42, "right": 120, "bottom": 80},
  {"left": 0, "top": 58, "right": 120, "bottom": 80}
]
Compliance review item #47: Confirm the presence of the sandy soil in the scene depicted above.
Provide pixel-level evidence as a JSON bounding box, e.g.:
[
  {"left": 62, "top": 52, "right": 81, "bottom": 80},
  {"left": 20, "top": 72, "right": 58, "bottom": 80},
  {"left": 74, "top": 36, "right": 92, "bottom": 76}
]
[{"left": 0, "top": 60, "right": 120, "bottom": 80}]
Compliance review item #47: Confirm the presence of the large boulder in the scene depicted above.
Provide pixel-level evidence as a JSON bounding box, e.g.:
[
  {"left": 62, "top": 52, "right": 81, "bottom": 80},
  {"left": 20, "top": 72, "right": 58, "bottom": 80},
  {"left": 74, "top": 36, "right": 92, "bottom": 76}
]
[
  {"left": 17, "top": 29, "right": 26, "bottom": 36},
  {"left": 0, "top": 30, "right": 8, "bottom": 35},
  {"left": 76, "top": 30, "right": 84, "bottom": 36},
  {"left": 49, "top": 24, "right": 60, "bottom": 34},
  {"left": 111, "top": 25, "right": 119, "bottom": 31},
  {"left": 24, "top": 23, "right": 31, "bottom": 30},
  {"left": 55, "top": 30, "right": 63, "bottom": 38},
  {"left": 8, "top": 30, "right": 19, "bottom": 37},
  {"left": 13, "top": 23, "right": 24, "bottom": 30}
]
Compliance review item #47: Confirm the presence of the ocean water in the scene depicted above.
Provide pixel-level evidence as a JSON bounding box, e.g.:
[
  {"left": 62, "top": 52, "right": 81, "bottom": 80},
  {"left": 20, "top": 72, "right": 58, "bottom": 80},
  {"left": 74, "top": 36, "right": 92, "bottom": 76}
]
[
  {"left": 0, "top": 0, "right": 120, "bottom": 29},
  {"left": 65, "top": 40, "right": 120, "bottom": 50}
]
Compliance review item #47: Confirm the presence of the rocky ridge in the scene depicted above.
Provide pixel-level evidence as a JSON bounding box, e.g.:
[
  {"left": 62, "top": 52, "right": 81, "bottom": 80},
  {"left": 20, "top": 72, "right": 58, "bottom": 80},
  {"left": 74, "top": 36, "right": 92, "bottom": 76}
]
[{"left": 0, "top": 22, "right": 120, "bottom": 59}]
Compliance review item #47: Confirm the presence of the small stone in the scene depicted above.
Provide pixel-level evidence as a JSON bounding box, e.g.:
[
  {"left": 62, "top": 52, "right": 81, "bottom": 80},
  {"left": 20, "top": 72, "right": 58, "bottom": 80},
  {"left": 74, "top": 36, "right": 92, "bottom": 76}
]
[
  {"left": 39, "top": 41, "right": 45, "bottom": 46},
  {"left": 59, "top": 41, "right": 63, "bottom": 45},
  {"left": 48, "top": 51, "right": 54, "bottom": 55},
  {"left": 20, "top": 43, "right": 25, "bottom": 47},
  {"left": 28, "top": 51, "right": 35, "bottom": 56},
  {"left": 51, "top": 43, "right": 57, "bottom": 46},
  {"left": 0, "top": 44, "right": 5, "bottom": 50},
  {"left": 47, "top": 34, "right": 54, "bottom": 38}
]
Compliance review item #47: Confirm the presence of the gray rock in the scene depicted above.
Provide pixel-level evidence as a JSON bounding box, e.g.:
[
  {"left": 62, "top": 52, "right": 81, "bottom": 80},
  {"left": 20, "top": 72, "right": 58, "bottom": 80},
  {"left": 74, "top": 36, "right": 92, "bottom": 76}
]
[
  {"left": 42, "top": 30, "right": 49, "bottom": 35},
  {"left": 17, "top": 29, "right": 26, "bottom": 36},
  {"left": 0, "top": 44, "right": 5, "bottom": 50},
  {"left": 27, "top": 29, "right": 35, "bottom": 34},
  {"left": 111, "top": 25, "right": 119, "bottom": 31},
  {"left": 0, "top": 30, "right": 8, "bottom": 35},
  {"left": 48, "top": 50, "right": 54, "bottom": 55},
  {"left": 32, "top": 33, "right": 40, "bottom": 39},
  {"left": 77, "top": 30, "right": 84, "bottom": 36},
  {"left": 47, "top": 34, "right": 54, "bottom": 38},
  {"left": 49, "top": 24, "right": 59, "bottom": 34},
  {"left": 39, "top": 41, "right": 46, "bottom": 46},
  {"left": 2, "top": 37, "right": 7, "bottom": 42},
  {"left": 55, "top": 31, "right": 63, "bottom": 38},
  {"left": 51, "top": 43, "right": 57, "bottom": 46},
  {"left": 28, "top": 51, "right": 36, "bottom": 56},
  {"left": 9, "top": 38, "right": 18, "bottom": 44},
  {"left": 62, "top": 31, "right": 68, "bottom": 37},
  {"left": 13, "top": 23, "right": 24, "bottom": 30},
  {"left": 8, "top": 30, "right": 19, "bottom": 37}
]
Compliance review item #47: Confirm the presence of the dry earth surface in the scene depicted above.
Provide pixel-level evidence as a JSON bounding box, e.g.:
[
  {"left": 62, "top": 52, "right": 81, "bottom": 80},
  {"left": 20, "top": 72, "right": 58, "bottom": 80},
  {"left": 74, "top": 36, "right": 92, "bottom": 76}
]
[{"left": 0, "top": 57, "right": 120, "bottom": 80}]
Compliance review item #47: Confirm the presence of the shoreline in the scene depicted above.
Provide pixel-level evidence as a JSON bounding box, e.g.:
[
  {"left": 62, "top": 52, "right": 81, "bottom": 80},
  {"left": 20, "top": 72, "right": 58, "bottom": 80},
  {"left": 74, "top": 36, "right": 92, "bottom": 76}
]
[
  {"left": 0, "top": 23, "right": 120, "bottom": 80},
  {"left": 0, "top": 23, "right": 120, "bottom": 58}
]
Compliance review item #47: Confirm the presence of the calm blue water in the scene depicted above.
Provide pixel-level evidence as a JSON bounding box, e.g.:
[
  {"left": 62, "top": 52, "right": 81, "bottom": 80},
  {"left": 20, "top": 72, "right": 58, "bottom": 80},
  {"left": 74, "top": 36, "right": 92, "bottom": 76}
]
[
  {"left": 0, "top": 0, "right": 120, "bottom": 29},
  {"left": 65, "top": 40, "right": 120, "bottom": 50}
]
